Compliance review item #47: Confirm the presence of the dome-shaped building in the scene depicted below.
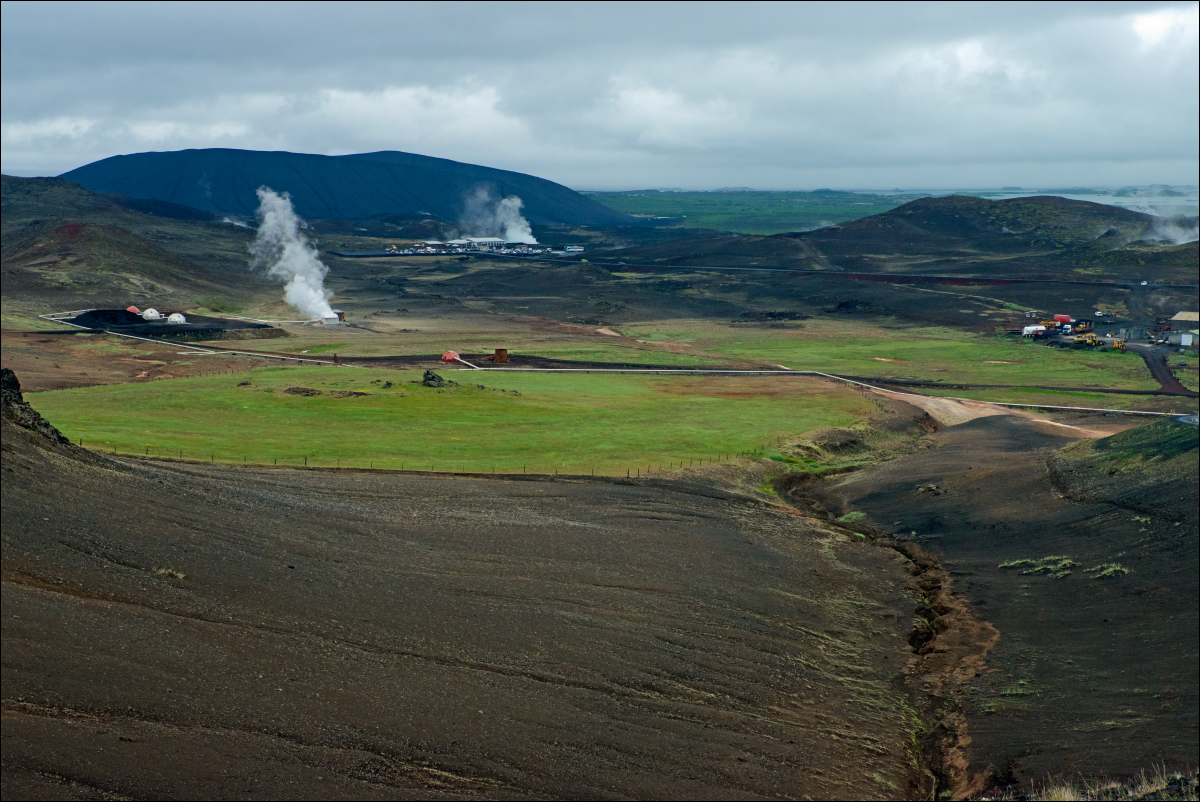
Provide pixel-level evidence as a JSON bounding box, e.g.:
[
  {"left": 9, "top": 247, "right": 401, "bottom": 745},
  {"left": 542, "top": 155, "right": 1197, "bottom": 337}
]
[
  {"left": 126, "top": 305, "right": 140, "bottom": 314},
  {"left": 142, "top": 308, "right": 161, "bottom": 320},
  {"left": 167, "top": 313, "right": 187, "bottom": 325}
]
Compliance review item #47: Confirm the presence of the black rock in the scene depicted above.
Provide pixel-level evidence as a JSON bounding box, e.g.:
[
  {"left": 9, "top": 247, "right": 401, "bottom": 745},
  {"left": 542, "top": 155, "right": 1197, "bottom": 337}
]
[
  {"left": 422, "top": 370, "right": 447, "bottom": 388},
  {"left": 1, "top": 367, "right": 71, "bottom": 445}
]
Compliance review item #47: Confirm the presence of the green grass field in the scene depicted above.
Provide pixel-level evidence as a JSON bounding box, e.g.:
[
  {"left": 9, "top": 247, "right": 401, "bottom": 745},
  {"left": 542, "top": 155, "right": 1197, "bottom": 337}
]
[
  {"left": 616, "top": 320, "right": 1162, "bottom": 391},
  {"left": 583, "top": 190, "right": 926, "bottom": 234},
  {"left": 28, "top": 366, "right": 870, "bottom": 474}
]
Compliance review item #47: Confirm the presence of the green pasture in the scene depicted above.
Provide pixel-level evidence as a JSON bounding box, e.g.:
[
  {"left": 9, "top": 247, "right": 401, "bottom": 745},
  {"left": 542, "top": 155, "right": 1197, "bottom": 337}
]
[
  {"left": 28, "top": 366, "right": 870, "bottom": 475},
  {"left": 584, "top": 190, "right": 925, "bottom": 235},
  {"left": 247, "top": 331, "right": 723, "bottom": 365},
  {"left": 616, "top": 322, "right": 1162, "bottom": 391}
]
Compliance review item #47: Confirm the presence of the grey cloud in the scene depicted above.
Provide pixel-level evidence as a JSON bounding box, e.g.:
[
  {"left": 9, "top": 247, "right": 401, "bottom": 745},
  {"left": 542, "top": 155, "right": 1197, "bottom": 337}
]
[{"left": 2, "top": 1, "right": 1196, "bottom": 188}]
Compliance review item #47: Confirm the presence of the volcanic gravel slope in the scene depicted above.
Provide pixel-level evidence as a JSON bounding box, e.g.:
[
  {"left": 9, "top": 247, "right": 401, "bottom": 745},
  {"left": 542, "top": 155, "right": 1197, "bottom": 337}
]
[
  {"left": 830, "top": 414, "right": 1199, "bottom": 791},
  {"left": 2, "top": 375, "right": 921, "bottom": 800}
]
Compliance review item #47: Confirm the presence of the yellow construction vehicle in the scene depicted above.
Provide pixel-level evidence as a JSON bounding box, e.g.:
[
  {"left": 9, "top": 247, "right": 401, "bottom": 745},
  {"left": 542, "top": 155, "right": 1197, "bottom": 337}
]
[
  {"left": 1112, "top": 338, "right": 1126, "bottom": 351},
  {"left": 1074, "top": 333, "right": 1102, "bottom": 346}
]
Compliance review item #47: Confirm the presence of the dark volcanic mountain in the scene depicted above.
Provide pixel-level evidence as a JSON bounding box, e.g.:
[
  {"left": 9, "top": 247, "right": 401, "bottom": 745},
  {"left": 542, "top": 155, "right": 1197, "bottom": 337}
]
[{"left": 59, "top": 148, "right": 635, "bottom": 226}]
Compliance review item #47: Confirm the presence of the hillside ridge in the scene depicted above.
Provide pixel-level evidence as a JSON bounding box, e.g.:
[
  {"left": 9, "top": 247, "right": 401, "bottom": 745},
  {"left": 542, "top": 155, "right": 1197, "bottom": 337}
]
[{"left": 58, "top": 148, "right": 635, "bottom": 226}]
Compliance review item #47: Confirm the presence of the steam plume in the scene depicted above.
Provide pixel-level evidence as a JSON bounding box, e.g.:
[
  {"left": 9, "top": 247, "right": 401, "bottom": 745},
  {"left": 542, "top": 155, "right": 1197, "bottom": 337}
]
[
  {"left": 249, "top": 188, "right": 336, "bottom": 319},
  {"left": 1125, "top": 202, "right": 1200, "bottom": 245},
  {"left": 457, "top": 184, "right": 537, "bottom": 244},
  {"left": 1148, "top": 214, "right": 1199, "bottom": 245}
]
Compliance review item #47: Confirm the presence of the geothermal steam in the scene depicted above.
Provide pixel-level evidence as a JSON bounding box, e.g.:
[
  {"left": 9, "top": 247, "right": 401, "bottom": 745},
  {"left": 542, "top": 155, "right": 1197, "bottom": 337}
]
[
  {"left": 1123, "top": 202, "right": 1200, "bottom": 245},
  {"left": 1148, "top": 214, "right": 1199, "bottom": 245},
  {"left": 458, "top": 184, "right": 538, "bottom": 244},
  {"left": 249, "top": 188, "right": 336, "bottom": 319}
]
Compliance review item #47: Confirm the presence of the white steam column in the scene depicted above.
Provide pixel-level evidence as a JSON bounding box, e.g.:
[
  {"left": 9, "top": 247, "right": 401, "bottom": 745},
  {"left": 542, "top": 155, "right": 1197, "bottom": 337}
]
[
  {"left": 458, "top": 185, "right": 538, "bottom": 244},
  {"left": 249, "top": 188, "right": 337, "bottom": 320}
]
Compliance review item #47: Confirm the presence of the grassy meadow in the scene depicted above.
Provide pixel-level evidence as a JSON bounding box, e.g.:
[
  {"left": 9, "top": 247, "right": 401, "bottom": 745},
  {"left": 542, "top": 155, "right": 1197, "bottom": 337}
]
[
  {"left": 240, "top": 316, "right": 1166, "bottom": 394},
  {"left": 615, "top": 319, "right": 1162, "bottom": 391},
  {"left": 27, "top": 366, "right": 871, "bottom": 474},
  {"left": 583, "top": 190, "right": 925, "bottom": 234}
]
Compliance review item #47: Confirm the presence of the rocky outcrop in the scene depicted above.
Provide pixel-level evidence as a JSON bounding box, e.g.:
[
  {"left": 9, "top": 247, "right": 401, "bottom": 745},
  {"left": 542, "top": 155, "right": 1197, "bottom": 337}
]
[
  {"left": 421, "top": 370, "right": 448, "bottom": 388},
  {"left": 1, "top": 367, "right": 71, "bottom": 445}
]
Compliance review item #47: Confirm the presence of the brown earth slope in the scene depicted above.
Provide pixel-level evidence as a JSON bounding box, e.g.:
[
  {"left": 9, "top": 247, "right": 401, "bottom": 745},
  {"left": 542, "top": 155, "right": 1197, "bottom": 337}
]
[
  {"left": 1, "top": 221, "right": 245, "bottom": 307},
  {"left": 1, "top": 175, "right": 275, "bottom": 310},
  {"left": 1, "top": 369, "right": 924, "bottom": 800},
  {"left": 827, "top": 413, "right": 1199, "bottom": 792}
]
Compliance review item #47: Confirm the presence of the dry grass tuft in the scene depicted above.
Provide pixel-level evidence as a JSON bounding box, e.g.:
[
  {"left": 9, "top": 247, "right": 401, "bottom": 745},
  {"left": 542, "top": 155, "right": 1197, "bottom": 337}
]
[{"left": 982, "top": 766, "right": 1198, "bottom": 801}]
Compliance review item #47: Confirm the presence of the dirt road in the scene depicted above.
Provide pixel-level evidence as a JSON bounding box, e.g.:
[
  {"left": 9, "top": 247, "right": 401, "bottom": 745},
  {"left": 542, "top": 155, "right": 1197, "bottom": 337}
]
[{"left": 1129, "top": 343, "right": 1193, "bottom": 394}]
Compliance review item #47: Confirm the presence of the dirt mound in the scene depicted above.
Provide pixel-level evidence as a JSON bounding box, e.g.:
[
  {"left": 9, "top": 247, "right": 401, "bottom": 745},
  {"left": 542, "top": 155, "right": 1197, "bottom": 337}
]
[{"left": 1049, "top": 418, "right": 1199, "bottom": 526}]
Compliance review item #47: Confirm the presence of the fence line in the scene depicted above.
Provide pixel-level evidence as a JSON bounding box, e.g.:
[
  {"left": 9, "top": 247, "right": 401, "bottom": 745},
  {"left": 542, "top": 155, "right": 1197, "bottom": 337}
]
[{"left": 96, "top": 439, "right": 791, "bottom": 480}]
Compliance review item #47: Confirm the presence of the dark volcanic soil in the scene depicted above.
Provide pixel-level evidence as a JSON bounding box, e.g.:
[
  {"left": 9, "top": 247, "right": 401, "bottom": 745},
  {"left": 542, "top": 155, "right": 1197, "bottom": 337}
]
[
  {"left": 827, "top": 414, "right": 1199, "bottom": 791},
  {"left": 2, "top": 396, "right": 923, "bottom": 799}
]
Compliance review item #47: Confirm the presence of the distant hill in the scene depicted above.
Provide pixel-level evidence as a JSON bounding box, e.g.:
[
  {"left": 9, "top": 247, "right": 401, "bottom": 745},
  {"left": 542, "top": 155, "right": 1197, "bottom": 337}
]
[
  {"left": 1, "top": 175, "right": 131, "bottom": 239},
  {"left": 587, "top": 195, "right": 1196, "bottom": 283},
  {"left": 59, "top": 149, "right": 635, "bottom": 226},
  {"left": 795, "top": 194, "right": 1152, "bottom": 255},
  {"left": 1, "top": 175, "right": 274, "bottom": 308},
  {"left": 1, "top": 219, "right": 247, "bottom": 306}
]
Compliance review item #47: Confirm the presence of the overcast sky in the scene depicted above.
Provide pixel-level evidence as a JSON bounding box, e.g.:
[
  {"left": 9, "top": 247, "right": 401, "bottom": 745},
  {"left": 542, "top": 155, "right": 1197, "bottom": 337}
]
[{"left": 2, "top": 1, "right": 1197, "bottom": 189}]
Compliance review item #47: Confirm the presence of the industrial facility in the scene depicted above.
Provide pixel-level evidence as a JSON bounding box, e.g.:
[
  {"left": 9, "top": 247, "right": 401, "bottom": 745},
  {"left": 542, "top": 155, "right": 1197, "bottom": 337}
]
[
  {"left": 50, "top": 307, "right": 285, "bottom": 341},
  {"left": 334, "top": 240, "right": 577, "bottom": 258}
]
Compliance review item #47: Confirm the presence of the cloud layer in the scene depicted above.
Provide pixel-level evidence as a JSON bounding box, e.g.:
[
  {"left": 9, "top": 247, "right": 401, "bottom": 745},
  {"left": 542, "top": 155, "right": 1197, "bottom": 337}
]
[{"left": 2, "top": 1, "right": 1196, "bottom": 188}]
